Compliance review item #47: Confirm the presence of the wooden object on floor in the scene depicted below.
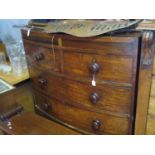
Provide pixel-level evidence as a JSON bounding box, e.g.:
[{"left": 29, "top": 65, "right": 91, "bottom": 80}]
[
  {"left": 0, "top": 112, "right": 80, "bottom": 135},
  {"left": 0, "top": 81, "right": 34, "bottom": 114},
  {"left": 0, "top": 82, "right": 79, "bottom": 134},
  {"left": 21, "top": 27, "right": 155, "bottom": 135},
  {"left": 0, "top": 59, "right": 33, "bottom": 113}
]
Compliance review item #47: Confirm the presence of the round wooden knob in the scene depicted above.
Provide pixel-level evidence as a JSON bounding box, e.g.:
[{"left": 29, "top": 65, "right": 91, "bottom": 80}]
[
  {"left": 89, "top": 62, "right": 100, "bottom": 74},
  {"left": 89, "top": 92, "right": 100, "bottom": 104},
  {"left": 38, "top": 78, "right": 47, "bottom": 87},
  {"left": 34, "top": 53, "right": 44, "bottom": 62},
  {"left": 92, "top": 120, "right": 101, "bottom": 131}
]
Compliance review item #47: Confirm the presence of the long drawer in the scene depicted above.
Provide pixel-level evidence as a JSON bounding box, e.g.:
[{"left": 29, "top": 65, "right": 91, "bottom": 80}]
[
  {"left": 33, "top": 90, "right": 131, "bottom": 135},
  {"left": 29, "top": 65, "right": 132, "bottom": 114},
  {"left": 24, "top": 37, "right": 139, "bottom": 84},
  {"left": 22, "top": 30, "right": 139, "bottom": 56}
]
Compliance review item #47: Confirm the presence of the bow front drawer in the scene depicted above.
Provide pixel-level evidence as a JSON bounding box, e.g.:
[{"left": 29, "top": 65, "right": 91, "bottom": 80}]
[
  {"left": 34, "top": 91, "right": 130, "bottom": 135},
  {"left": 29, "top": 65, "right": 132, "bottom": 114}
]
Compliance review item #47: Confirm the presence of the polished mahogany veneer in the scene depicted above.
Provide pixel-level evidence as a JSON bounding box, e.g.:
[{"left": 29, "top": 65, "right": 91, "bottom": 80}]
[{"left": 22, "top": 29, "right": 155, "bottom": 134}]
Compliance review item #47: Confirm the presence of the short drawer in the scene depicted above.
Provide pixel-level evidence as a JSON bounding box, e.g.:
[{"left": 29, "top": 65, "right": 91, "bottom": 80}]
[
  {"left": 30, "top": 66, "right": 132, "bottom": 114},
  {"left": 63, "top": 50, "right": 134, "bottom": 84},
  {"left": 24, "top": 41, "right": 61, "bottom": 72},
  {"left": 33, "top": 90, "right": 131, "bottom": 135}
]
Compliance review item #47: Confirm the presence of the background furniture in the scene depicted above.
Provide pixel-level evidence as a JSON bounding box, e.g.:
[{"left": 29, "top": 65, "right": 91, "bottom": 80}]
[
  {"left": 0, "top": 112, "right": 80, "bottom": 135},
  {"left": 0, "top": 85, "right": 80, "bottom": 135},
  {"left": 0, "top": 66, "right": 34, "bottom": 113}
]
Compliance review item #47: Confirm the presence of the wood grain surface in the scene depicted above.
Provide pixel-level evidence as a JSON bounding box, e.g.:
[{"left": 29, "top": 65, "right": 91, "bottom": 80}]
[
  {"left": 0, "top": 112, "right": 81, "bottom": 135},
  {"left": 22, "top": 29, "right": 142, "bottom": 135}
]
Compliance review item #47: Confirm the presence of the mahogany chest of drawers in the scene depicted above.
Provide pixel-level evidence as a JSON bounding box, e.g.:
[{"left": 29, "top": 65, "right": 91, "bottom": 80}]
[{"left": 22, "top": 29, "right": 155, "bottom": 135}]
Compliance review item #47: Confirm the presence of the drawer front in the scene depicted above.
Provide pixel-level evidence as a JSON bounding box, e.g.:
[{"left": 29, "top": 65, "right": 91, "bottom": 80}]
[
  {"left": 61, "top": 36, "right": 138, "bottom": 56},
  {"left": 24, "top": 41, "right": 61, "bottom": 72},
  {"left": 22, "top": 30, "right": 139, "bottom": 56},
  {"left": 61, "top": 36, "right": 139, "bottom": 84},
  {"left": 63, "top": 50, "right": 133, "bottom": 84},
  {"left": 34, "top": 90, "right": 130, "bottom": 135},
  {"left": 24, "top": 36, "right": 139, "bottom": 84},
  {"left": 30, "top": 66, "right": 132, "bottom": 114}
]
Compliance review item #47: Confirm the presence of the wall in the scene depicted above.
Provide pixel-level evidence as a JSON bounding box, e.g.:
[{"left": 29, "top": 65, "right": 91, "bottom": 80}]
[{"left": 0, "top": 19, "right": 29, "bottom": 43}]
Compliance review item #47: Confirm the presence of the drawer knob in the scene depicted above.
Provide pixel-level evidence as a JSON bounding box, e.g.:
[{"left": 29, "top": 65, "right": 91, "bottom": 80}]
[
  {"left": 34, "top": 53, "right": 44, "bottom": 62},
  {"left": 92, "top": 120, "right": 102, "bottom": 131},
  {"left": 38, "top": 78, "right": 47, "bottom": 87},
  {"left": 89, "top": 62, "right": 100, "bottom": 74},
  {"left": 89, "top": 92, "right": 100, "bottom": 104}
]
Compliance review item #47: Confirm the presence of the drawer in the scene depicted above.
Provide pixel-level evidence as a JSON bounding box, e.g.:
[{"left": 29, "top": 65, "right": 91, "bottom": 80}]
[
  {"left": 63, "top": 50, "right": 134, "bottom": 83},
  {"left": 61, "top": 36, "right": 139, "bottom": 56},
  {"left": 33, "top": 90, "right": 131, "bottom": 135},
  {"left": 30, "top": 66, "right": 132, "bottom": 114},
  {"left": 24, "top": 41, "right": 61, "bottom": 72},
  {"left": 22, "top": 30, "right": 139, "bottom": 56}
]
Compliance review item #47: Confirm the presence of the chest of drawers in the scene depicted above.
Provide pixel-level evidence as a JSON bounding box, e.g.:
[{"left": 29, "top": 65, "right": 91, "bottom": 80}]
[{"left": 22, "top": 29, "right": 155, "bottom": 134}]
